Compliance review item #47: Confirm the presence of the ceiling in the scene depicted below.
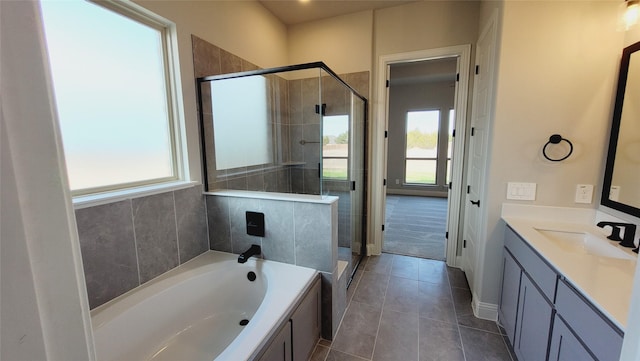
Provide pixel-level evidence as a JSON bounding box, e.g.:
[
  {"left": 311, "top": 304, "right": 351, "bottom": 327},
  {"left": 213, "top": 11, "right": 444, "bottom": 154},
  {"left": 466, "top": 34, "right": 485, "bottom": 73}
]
[{"left": 258, "top": 0, "right": 417, "bottom": 25}]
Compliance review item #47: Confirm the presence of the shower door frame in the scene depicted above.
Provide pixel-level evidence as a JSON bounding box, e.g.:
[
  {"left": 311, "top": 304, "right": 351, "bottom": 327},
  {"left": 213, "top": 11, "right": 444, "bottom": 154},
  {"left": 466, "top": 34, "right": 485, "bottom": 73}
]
[{"left": 196, "top": 61, "right": 369, "bottom": 283}]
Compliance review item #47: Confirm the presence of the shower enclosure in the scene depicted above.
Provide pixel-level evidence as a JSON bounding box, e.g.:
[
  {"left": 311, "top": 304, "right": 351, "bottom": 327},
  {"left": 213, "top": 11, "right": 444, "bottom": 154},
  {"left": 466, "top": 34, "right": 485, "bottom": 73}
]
[{"left": 196, "top": 62, "right": 367, "bottom": 283}]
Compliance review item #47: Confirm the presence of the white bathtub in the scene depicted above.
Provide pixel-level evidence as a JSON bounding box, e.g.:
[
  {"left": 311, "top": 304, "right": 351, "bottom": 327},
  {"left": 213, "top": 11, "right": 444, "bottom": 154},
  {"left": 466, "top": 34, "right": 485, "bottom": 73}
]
[{"left": 90, "top": 251, "right": 318, "bottom": 361}]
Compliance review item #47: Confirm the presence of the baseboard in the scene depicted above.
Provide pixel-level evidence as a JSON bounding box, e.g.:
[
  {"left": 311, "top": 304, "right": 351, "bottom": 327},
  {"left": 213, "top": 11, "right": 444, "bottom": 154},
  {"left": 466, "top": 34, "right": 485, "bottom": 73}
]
[
  {"left": 366, "top": 243, "right": 380, "bottom": 256},
  {"left": 472, "top": 298, "right": 498, "bottom": 321}
]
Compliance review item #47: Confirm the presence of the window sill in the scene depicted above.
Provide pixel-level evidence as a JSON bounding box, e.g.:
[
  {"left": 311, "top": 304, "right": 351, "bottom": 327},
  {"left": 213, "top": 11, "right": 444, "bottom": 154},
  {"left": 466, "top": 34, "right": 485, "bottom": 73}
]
[{"left": 72, "top": 180, "right": 199, "bottom": 209}]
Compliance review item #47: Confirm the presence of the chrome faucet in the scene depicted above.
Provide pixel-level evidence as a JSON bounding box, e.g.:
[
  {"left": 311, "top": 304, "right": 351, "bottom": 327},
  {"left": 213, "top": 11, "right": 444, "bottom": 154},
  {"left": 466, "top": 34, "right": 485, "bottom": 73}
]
[
  {"left": 596, "top": 222, "right": 637, "bottom": 250},
  {"left": 238, "top": 244, "right": 261, "bottom": 263}
]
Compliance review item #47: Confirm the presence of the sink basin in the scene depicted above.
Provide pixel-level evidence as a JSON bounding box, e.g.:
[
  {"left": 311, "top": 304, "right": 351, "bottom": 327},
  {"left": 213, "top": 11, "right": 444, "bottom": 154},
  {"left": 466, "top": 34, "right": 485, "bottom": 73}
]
[{"left": 535, "top": 229, "right": 636, "bottom": 260}]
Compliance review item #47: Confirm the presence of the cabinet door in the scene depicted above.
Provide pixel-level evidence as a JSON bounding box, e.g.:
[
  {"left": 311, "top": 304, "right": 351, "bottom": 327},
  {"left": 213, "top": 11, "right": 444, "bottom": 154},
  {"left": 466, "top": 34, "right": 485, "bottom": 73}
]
[
  {"left": 259, "top": 321, "right": 292, "bottom": 361},
  {"left": 499, "top": 251, "right": 521, "bottom": 342},
  {"left": 514, "top": 274, "right": 553, "bottom": 361},
  {"left": 291, "top": 280, "right": 321, "bottom": 361},
  {"left": 548, "top": 316, "right": 595, "bottom": 361}
]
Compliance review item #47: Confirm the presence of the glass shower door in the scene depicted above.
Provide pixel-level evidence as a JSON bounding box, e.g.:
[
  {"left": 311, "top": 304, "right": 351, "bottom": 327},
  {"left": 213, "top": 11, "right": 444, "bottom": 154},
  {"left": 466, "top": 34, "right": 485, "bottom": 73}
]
[
  {"left": 349, "top": 94, "right": 366, "bottom": 278},
  {"left": 320, "top": 71, "right": 366, "bottom": 282}
]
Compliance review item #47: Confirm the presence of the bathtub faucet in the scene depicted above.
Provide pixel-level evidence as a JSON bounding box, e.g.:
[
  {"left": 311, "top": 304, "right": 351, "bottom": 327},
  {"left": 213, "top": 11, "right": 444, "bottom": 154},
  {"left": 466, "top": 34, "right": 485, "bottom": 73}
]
[{"left": 238, "top": 244, "right": 261, "bottom": 263}]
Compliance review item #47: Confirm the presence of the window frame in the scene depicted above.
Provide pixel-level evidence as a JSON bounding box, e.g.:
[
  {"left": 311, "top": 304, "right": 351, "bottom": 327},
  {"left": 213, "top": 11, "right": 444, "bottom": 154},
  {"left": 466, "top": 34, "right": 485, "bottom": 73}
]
[
  {"left": 42, "top": 0, "right": 187, "bottom": 199},
  {"left": 404, "top": 109, "right": 440, "bottom": 185},
  {"left": 322, "top": 114, "right": 350, "bottom": 181}
]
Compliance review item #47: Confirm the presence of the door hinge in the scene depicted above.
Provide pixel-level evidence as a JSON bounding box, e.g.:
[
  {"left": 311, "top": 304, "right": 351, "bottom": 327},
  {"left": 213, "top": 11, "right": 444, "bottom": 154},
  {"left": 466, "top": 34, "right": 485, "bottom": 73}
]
[
  {"left": 383, "top": 179, "right": 387, "bottom": 186},
  {"left": 318, "top": 163, "right": 321, "bottom": 178},
  {"left": 446, "top": 231, "right": 449, "bottom": 239},
  {"left": 448, "top": 182, "right": 452, "bottom": 190},
  {"left": 384, "top": 130, "right": 388, "bottom": 138},
  {"left": 351, "top": 181, "right": 356, "bottom": 191},
  {"left": 386, "top": 79, "right": 390, "bottom": 88},
  {"left": 467, "top": 185, "right": 471, "bottom": 194},
  {"left": 471, "top": 127, "right": 475, "bottom": 136},
  {"left": 456, "top": 73, "right": 460, "bottom": 82},
  {"left": 464, "top": 239, "right": 467, "bottom": 248},
  {"left": 452, "top": 129, "right": 455, "bottom": 137},
  {"left": 315, "top": 103, "right": 326, "bottom": 115},
  {"left": 475, "top": 65, "right": 479, "bottom": 74},
  {"left": 382, "top": 224, "right": 385, "bottom": 231}
]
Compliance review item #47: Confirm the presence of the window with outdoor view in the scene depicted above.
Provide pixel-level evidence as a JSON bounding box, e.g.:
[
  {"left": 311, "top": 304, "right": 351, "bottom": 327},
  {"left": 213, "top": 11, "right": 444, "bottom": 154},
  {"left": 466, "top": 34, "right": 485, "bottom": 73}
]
[
  {"left": 40, "top": 0, "right": 180, "bottom": 196},
  {"left": 405, "top": 110, "right": 439, "bottom": 184},
  {"left": 322, "top": 115, "right": 349, "bottom": 180}
]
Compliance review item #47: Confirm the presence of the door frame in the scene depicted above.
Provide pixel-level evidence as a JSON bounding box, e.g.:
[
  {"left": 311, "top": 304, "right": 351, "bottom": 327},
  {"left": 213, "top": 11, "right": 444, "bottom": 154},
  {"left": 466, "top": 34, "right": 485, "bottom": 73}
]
[{"left": 369, "top": 45, "right": 471, "bottom": 267}]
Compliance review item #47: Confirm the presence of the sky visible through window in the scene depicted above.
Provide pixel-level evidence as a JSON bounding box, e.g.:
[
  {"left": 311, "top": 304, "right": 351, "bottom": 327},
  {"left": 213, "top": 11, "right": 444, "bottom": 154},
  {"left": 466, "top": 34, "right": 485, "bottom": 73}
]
[{"left": 40, "top": 0, "right": 174, "bottom": 192}]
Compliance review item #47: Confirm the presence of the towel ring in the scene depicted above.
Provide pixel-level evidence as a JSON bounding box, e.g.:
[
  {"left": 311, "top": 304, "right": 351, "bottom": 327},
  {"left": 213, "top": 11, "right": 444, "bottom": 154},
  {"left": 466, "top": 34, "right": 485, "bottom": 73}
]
[{"left": 543, "top": 134, "right": 573, "bottom": 162}]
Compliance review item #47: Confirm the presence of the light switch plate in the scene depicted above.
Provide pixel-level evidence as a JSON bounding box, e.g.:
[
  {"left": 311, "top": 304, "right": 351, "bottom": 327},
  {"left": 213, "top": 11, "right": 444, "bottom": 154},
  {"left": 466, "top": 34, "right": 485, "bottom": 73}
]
[
  {"left": 507, "top": 182, "right": 537, "bottom": 201},
  {"left": 575, "top": 184, "right": 593, "bottom": 204}
]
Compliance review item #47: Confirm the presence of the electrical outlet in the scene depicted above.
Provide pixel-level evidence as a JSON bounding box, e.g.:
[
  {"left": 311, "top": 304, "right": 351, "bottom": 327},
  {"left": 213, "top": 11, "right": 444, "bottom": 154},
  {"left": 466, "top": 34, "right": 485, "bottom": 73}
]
[
  {"left": 395, "top": 179, "right": 400, "bottom": 185},
  {"left": 575, "top": 184, "right": 593, "bottom": 204},
  {"left": 610, "top": 186, "right": 620, "bottom": 201}
]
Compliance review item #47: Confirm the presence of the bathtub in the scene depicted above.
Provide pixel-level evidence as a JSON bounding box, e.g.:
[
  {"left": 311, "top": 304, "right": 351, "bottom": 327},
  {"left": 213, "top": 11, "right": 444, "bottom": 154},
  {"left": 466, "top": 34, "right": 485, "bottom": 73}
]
[{"left": 90, "top": 251, "right": 318, "bottom": 361}]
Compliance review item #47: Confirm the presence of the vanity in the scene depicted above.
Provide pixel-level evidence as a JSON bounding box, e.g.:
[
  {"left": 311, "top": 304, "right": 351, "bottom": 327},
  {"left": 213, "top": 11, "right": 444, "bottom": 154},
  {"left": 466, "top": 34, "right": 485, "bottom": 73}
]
[
  {"left": 498, "top": 40, "right": 640, "bottom": 361},
  {"left": 500, "top": 207, "right": 635, "bottom": 361}
]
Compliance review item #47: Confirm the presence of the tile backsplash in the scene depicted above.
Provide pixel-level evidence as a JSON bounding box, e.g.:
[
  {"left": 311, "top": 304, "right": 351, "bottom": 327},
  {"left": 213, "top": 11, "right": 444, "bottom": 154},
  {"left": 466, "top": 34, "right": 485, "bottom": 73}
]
[{"left": 76, "top": 185, "right": 208, "bottom": 309}]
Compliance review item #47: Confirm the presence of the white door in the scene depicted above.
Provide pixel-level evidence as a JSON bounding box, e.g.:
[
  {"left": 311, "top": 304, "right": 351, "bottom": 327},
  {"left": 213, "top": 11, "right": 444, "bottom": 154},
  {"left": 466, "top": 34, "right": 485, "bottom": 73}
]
[{"left": 462, "top": 13, "right": 498, "bottom": 291}]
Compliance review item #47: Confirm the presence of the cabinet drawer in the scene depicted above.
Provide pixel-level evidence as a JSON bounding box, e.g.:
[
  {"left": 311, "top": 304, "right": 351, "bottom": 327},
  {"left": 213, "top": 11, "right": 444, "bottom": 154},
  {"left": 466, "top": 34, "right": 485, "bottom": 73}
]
[
  {"left": 549, "top": 315, "right": 595, "bottom": 361},
  {"left": 504, "top": 226, "right": 557, "bottom": 301},
  {"left": 555, "top": 279, "right": 623, "bottom": 361}
]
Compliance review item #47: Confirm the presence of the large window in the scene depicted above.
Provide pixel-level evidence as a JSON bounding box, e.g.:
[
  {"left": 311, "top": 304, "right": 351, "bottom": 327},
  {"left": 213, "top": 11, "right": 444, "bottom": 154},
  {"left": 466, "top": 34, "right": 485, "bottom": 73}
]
[
  {"left": 322, "top": 115, "right": 349, "bottom": 180},
  {"left": 405, "top": 110, "right": 439, "bottom": 184},
  {"left": 40, "top": 0, "right": 180, "bottom": 195},
  {"left": 404, "top": 109, "right": 456, "bottom": 187}
]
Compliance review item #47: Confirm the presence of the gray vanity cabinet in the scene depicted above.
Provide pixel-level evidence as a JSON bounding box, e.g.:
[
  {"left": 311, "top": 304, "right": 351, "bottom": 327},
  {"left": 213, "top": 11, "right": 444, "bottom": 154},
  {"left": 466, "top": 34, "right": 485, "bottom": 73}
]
[
  {"left": 498, "top": 251, "right": 521, "bottom": 341},
  {"left": 501, "top": 226, "right": 625, "bottom": 361},
  {"left": 514, "top": 274, "right": 554, "bottom": 361},
  {"left": 548, "top": 316, "right": 595, "bottom": 361},
  {"left": 501, "top": 226, "right": 557, "bottom": 361},
  {"left": 554, "top": 280, "right": 623, "bottom": 361}
]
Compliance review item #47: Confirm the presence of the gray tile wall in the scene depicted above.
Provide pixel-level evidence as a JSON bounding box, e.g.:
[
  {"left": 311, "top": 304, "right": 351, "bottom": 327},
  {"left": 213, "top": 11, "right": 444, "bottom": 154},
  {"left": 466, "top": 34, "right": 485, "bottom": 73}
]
[
  {"left": 76, "top": 185, "right": 208, "bottom": 309},
  {"left": 193, "top": 35, "right": 293, "bottom": 194},
  {"left": 205, "top": 193, "right": 342, "bottom": 339},
  {"left": 205, "top": 194, "right": 336, "bottom": 272}
]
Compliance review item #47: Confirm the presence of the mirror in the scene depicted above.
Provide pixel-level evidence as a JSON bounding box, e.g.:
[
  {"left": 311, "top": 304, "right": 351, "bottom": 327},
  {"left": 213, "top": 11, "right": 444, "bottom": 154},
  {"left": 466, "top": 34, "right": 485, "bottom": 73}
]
[{"left": 602, "top": 41, "right": 640, "bottom": 218}]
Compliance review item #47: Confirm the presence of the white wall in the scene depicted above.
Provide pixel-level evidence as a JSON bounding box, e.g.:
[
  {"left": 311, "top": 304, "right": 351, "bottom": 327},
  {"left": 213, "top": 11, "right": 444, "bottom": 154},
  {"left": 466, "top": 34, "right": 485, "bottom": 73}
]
[
  {"left": 1, "top": 1, "right": 95, "bottom": 359},
  {"left": 1, "top": 0, "right": 290, "bottom": 357},
  {"left": 479, "top": 0, "right": 624, "bottom": 306},
  {"left": 133, "top": 0, "right": 289, "bottom": 184},
  {"left": 288, "top": 10, "right": 373, "bottom": 75}
]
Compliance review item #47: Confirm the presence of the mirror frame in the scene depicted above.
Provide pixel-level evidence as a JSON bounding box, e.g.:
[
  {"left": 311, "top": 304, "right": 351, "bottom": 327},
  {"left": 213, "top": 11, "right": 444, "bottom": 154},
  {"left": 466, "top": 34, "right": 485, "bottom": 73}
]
[{"left": 601, "top": 41, "right": 640, "bottom": 218}]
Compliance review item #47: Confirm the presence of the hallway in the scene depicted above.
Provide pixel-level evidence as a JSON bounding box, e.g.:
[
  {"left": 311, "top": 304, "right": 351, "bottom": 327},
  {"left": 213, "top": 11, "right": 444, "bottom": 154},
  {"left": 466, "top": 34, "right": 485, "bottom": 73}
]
[
  {"left": 310, "top": 253, "right": 514, "bottom": 361},
  {"left": 384, "top": 195, "right": 448, "bottom": 260}
]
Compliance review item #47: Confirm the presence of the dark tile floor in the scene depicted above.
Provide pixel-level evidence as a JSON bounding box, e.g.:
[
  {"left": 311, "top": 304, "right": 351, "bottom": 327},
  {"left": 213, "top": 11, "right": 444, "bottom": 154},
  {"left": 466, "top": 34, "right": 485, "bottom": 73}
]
[{"left": 309, "top": 253, "right": 516, "bottom": 361}]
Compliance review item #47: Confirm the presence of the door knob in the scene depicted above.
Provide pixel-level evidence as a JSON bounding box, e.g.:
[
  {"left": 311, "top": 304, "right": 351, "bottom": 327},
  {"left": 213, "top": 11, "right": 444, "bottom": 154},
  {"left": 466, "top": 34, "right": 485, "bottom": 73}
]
[{"left": 470, "top": 199, "right": 480, "bottom": 207}]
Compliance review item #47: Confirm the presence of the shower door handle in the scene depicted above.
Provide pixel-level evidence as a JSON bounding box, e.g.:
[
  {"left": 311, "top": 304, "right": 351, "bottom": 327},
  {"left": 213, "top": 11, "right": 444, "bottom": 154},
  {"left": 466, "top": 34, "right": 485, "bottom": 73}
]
[{"left": 470, "top": 199, "right": 480, "bottom": 207}]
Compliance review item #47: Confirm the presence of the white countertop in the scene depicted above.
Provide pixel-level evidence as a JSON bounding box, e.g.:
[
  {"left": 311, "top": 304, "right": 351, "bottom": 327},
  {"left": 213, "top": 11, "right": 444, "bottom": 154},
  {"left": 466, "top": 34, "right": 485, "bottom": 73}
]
[{"left": 502, "top": 205, "right": 638, "bottom": 331}]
